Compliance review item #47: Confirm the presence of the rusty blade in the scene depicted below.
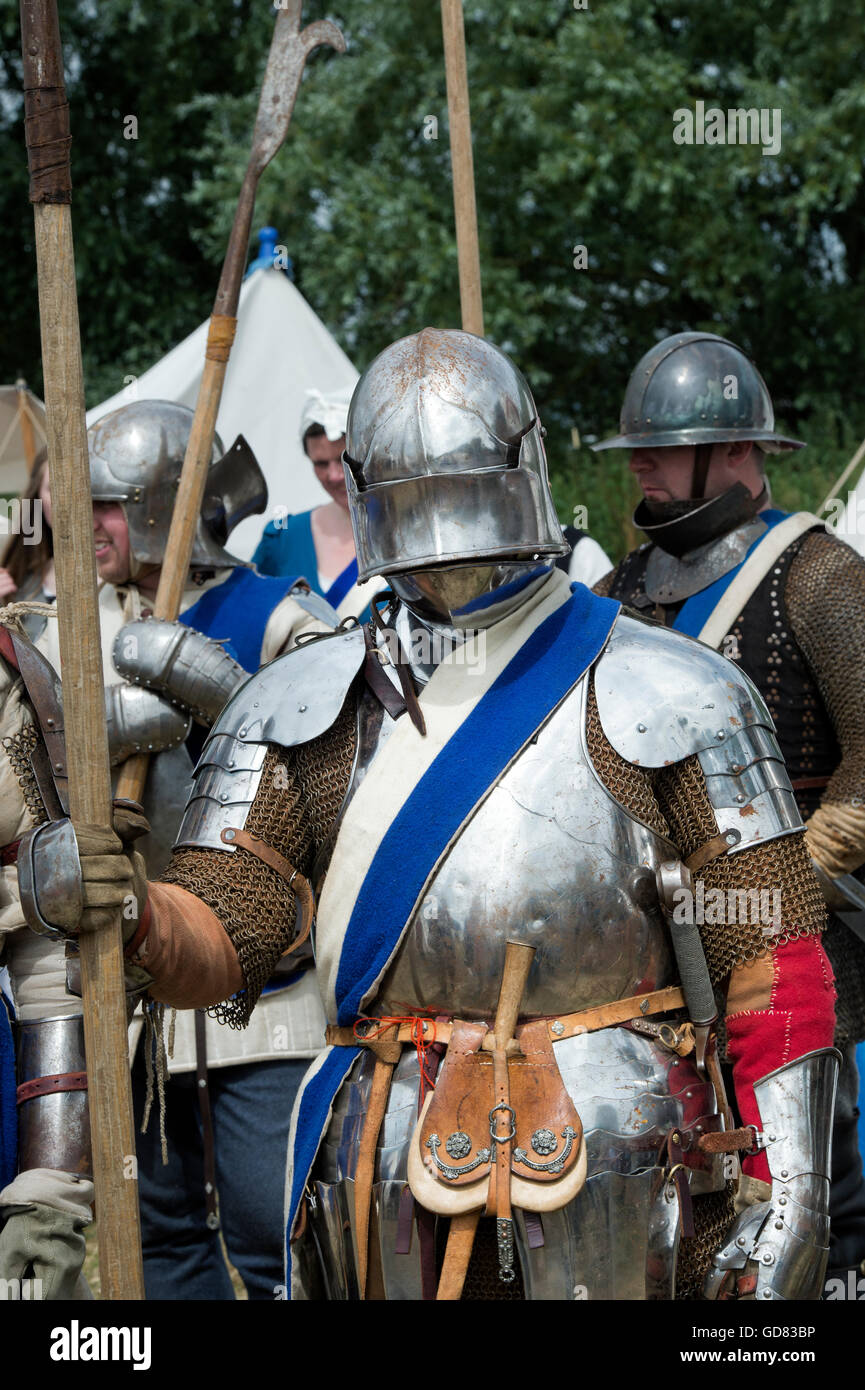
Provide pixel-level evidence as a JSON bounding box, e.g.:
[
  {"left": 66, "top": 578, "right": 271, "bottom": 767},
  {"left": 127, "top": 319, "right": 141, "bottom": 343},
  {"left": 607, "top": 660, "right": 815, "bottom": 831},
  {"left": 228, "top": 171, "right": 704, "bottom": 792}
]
[{"left": 251, "top": 0, "right": 345, "bottom": 175}]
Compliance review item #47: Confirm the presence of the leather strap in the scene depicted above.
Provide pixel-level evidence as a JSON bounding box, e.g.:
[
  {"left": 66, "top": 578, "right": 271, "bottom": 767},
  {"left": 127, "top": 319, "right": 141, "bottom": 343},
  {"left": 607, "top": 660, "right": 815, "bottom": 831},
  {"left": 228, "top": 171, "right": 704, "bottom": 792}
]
[
  {"left": 194, "top": 1009, "right": 220, "bottom": 1231},
  {"left": 362, "top": 626, "right": 406, "bottom": 721},
  {"left": 220, "top": 828, "right": 313, "bottom": 957},
  {"left": 9, "top": 628, "right": 69, "bottom": 815},
  {"left": 436, "top": 1210, "right": 481, "bottom": 1300},
  {"left": 355, "top": 1055, "right": 395, "bottom": 1299},
  {"left": 791, "top": 775, "right": 831, "bottom": 791},
  {"left": 685, "top": 832, "right": 737, "bottom": 873},
  {"left": 325, "top": 985, "right": 688, "bottom": 1051},
  {"left": 697, "top": 1126, "right": 757, "bottom": 1155},
  {"left": 370, "top": 596, "right": 426, "bottom": 736},
  {"left": 0, "top": 839, "right": 20, "bottom": 866},
  {"left": 17, "top": 1070, "right": 87, "bottom": 1104},
  {"left": 696, "top": 511, "right": 824, "bottom": 650}
]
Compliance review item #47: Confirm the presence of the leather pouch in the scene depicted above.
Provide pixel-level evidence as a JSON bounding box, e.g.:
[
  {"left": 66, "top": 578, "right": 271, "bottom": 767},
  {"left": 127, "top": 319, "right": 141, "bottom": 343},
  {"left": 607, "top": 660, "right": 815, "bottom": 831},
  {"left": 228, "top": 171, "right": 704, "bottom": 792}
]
[{"left": 407, "top": 1018, "right": 587, "bottom": 1216}]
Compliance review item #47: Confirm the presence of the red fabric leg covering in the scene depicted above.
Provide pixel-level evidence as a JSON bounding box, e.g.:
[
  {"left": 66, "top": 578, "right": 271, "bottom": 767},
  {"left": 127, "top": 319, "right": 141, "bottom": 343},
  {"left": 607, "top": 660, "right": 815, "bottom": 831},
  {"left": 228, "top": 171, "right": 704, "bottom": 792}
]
[{"left": 726, "top": 936, "right": 836, "bottom": 1183}]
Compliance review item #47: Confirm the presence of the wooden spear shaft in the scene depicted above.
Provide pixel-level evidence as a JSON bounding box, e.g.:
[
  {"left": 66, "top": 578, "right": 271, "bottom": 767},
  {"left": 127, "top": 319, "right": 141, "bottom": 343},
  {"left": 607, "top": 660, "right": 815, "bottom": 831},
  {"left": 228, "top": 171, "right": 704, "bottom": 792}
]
[
  {"left": 20, "top": 0, "right": 144, "bottom": 1299},
  {"left": 441, "top": 0, "right": 484, "bottom": 336},
  {"left": 115, "top": 0, "right": 344, "bottom": 803}
]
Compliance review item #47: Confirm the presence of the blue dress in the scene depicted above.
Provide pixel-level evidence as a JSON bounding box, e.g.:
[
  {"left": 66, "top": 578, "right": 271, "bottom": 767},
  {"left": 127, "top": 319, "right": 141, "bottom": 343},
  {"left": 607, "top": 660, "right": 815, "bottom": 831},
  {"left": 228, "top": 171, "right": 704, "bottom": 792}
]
[{"left": 253, "top": 510, "right": 368, "bottom": 618}]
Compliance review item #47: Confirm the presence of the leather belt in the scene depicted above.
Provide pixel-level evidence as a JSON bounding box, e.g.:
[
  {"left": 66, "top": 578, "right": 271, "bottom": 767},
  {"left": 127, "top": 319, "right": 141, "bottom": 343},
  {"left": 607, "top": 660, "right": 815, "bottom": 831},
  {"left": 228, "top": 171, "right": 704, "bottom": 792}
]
[
  {"left": 325, "top": 984, "right": 687, "bottom": 1051},
  {"left": 17, "top": 1070, "right": 88, "bottom": 1104}
]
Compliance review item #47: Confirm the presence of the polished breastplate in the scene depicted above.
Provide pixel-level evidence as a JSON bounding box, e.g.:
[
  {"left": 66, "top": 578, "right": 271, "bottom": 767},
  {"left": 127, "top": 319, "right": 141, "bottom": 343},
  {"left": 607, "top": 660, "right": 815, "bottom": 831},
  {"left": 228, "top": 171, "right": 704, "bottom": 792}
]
[{"left": 332, "top": 674, "right": 679, "bottom": 1020}]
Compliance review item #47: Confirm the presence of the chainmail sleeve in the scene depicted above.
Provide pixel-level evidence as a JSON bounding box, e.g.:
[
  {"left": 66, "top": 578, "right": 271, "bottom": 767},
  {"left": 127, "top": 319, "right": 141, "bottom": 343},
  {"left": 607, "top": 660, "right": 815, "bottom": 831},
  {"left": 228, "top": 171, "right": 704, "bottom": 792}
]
[
  {"left": 161, "top": 699, "right": 357, "bottom": 1027},
  {"left": 586, "top": 675, "right": 825, "bottom": 988},
  {"left": 785, "top": 530, "right": 865, "bottom": 875},
  {"left": 591, "top": 569, "right": 616, "bottom": 598}
]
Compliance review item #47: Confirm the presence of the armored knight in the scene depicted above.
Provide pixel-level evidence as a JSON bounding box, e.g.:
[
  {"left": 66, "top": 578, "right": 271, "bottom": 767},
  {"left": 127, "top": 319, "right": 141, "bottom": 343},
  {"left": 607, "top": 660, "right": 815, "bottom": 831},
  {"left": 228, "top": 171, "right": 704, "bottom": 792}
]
[
  {"left": 593, "top": 332, "right": 865, "bottom": 1284},
  {"left": 0, "top": 621, "right": 145, "bottom": 1298},
  {"left": 35, "top": 401, "right": 335, "bottom": 1300},
  {"left": 47, "top": 330, "right": 838, "bottom": 1300}
]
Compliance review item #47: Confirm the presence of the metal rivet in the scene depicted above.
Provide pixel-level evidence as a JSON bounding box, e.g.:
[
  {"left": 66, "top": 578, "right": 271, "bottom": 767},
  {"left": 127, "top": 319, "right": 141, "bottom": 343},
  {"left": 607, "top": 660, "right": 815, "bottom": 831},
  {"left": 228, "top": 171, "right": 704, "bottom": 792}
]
[
  {"left": 736, "top": 794, "right": 745, "bottom": 804},
  {"left": 761, "top": 1251, "right": 775, "bottom": 1265},
  {"left": 46, "top": 718, "right": 54, "bottom": 728},
  {"left": 228, "top": 759, "right": 235, "bottom": 768},
  {"left": 637, "top": 723, "right": 647, "bottom": 733},
  {"left": 716, "top": 730, "right": 725, "bottom": 740},
  {"left": 768, "top": 1134, "right": 776, "bottom": 1143},
  {"left": 239, "top": 727, "right": 247, "bottom": 737},
  {"left": 55, "top": 763, "right": 63, "bottom": 772},
  {"left": 737, "top": 1236, "right": 746, "bottom": 1246},
  {"left": 221, "top": 793, "right": 228, "bottom": 802},
  {"left": 298, "top": 705, "right": 308, "bottom": 713},
  {"left": 774, "top": 1220, "right": 784, "bottom": 1229},
  {"left": 780, "top": 1170, "right": 788, "bottom": 1179},
  {"left": 778, "top": 1196, "right": 787, "bottom": 1205},
  {"left": 224, "top": 829, "right": 235, "bottom": 840},
  {"left": 198, "top": 1079, "right": 206, "bottom": 1089},
  {"left": 551, "top": 1021, "right": 565, "bottom": 1035}
]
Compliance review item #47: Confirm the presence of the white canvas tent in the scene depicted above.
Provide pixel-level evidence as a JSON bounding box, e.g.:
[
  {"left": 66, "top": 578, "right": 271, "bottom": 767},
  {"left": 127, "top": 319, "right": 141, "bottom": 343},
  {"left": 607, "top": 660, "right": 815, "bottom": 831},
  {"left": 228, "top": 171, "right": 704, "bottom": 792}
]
[
  {"left": 0, "top": 382, "right": 46, "bottom": 497},
  {"left": 86, "top": 265, "right": 359, "bottom": 560}
]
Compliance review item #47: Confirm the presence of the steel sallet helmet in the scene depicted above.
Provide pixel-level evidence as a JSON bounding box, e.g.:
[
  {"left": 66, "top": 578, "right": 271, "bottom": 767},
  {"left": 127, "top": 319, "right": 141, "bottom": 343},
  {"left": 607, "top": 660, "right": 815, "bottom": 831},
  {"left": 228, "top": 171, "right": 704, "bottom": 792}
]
[
  {"left": 593, "top": 332, "right": 804, "bottom": 454},
  {"left": 88, "top": 400, "right": 267, "bottom": 572},
  {"left": 343, "top": 328, "right": 566, "bottom": 582}
]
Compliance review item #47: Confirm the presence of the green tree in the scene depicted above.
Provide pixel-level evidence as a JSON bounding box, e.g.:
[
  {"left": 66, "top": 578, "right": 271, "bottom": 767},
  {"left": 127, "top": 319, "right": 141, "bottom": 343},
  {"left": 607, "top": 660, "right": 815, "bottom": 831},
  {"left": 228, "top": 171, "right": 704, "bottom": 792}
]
[{"left": 2, "top": 0, "right": 863, "bottom": 557}]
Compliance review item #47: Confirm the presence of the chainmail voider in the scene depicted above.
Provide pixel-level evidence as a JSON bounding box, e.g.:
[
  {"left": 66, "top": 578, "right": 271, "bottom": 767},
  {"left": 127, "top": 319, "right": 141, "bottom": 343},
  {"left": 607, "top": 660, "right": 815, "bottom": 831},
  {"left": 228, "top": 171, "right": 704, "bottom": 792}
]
[
  {"left": 587, "top": 677, "right": 825, "bottom": 984},
  {"left": 3, "top": 723, "right": 48, "bottom": 826},
  {"left": 161, "top": 702, "right": 357, "bottom": 1026},
  {"left": 676, "top": 1184, "right": 738, "bottom": 1300},
  {"left": 585, "top": 678, "right": 670, "bottom": 837}
]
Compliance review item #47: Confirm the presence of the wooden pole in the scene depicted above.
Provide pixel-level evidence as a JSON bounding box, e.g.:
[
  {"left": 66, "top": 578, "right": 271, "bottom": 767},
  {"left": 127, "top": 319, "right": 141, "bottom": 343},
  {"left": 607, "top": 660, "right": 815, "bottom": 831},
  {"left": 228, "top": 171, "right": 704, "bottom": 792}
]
[
  {"left": 20, "top": 0, "right": 144, "bottom": 1300},
  {"left": 16, "top": 379, "right": 37, "bottom": 471},
  {"left": 441, "top": 0, "right": 484, "bottom": 336},
  {"left": 115, "top": 1, "right": 344, "bottom": 803},
  {"left": 818, "top": 435, "right": 865, "bottom": 516}
]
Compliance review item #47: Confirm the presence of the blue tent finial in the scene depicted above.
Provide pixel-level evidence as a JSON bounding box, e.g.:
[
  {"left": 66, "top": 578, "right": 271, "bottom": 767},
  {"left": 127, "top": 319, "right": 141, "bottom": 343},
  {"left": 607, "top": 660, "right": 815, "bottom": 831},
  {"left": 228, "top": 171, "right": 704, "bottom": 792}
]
[{"left": 245, "top": 226, "right": 294, "bottom": 281}]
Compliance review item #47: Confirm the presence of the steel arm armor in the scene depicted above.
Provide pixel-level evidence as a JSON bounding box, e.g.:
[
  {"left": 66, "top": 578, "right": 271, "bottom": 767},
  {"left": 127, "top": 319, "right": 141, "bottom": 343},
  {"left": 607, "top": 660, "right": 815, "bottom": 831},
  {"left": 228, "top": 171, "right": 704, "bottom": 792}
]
[
  {"left": 113, "top": 618, "right": 248, "bottom": 726},
  {"left": 705, "top": 1049, "right": 840, "bottom": 1300},
  {"left": 104, "top": 681, "right": 191, "bottom": 764}
]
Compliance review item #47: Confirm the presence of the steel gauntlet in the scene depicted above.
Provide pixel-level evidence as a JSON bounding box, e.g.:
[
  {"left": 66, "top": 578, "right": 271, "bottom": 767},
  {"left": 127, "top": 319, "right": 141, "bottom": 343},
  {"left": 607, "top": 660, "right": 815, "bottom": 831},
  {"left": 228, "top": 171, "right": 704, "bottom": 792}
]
[
  {"left": 704, "top": 1048, "right": 840, "bottom": 1301},
  {"left": 113, "top": 618, "right": 248, "bottom": 725}
]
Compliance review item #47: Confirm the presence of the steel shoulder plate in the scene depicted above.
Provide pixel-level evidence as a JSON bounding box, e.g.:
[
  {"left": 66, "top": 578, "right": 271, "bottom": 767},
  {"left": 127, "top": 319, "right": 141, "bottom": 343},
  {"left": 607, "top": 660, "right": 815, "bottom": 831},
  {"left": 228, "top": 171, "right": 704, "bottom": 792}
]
[{"left": 173, "top": 626, "right": 365, "bottom": 853}]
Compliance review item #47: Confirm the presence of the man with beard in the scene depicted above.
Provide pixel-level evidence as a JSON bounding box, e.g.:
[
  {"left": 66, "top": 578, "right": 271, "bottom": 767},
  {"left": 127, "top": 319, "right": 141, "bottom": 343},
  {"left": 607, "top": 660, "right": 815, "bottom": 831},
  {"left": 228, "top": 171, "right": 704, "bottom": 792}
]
[{"left": 593, "top": 331, "right": 865, "bottom": 1288}]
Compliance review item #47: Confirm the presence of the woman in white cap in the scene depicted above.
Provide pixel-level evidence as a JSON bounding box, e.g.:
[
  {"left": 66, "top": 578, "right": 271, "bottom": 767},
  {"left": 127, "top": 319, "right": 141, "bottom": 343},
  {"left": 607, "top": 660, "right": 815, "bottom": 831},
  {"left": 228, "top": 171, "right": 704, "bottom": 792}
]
[{"left": 252, "top": 388, "right": 381, "bottom": 622}]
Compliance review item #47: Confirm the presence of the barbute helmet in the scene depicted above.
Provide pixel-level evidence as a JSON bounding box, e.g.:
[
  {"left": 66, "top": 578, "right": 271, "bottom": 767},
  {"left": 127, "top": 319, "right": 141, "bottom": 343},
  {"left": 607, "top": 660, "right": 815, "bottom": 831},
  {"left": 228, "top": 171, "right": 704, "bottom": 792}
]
[
  {"left": 88, "top": 400, "right": 267, "bottom": 573},
  {"left": 343, "top": 328, "right": 567, "bottom": 582}
]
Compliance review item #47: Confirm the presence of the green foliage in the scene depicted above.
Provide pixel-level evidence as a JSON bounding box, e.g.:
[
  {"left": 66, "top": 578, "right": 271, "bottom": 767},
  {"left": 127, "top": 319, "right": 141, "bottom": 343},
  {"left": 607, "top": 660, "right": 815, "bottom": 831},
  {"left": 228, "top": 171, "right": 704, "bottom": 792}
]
[{"left": 1, "top": 0, "right": 864, "bottom": 560}]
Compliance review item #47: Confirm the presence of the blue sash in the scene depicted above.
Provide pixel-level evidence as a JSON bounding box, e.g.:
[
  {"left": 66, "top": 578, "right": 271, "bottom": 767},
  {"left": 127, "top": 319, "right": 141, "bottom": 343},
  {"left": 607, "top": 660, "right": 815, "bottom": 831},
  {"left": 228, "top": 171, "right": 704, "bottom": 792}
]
[
  {"left": 285, "top": 583, "right": 621, "bottom": 1281},
  {"left": 179, "top": 567, "right": 300, "bottom": 670},
  {"left": 0, "top": 992, "right": 17, "bottom": 1189},
  {"left": 334, "top": 583, "right": 620, "bottom": 1023},
  {"left": 672, "top": 510, "right": 789, "bottom": 638},
  {"left": 323, "top": 557, "right": 359, "bottom": 611}
]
